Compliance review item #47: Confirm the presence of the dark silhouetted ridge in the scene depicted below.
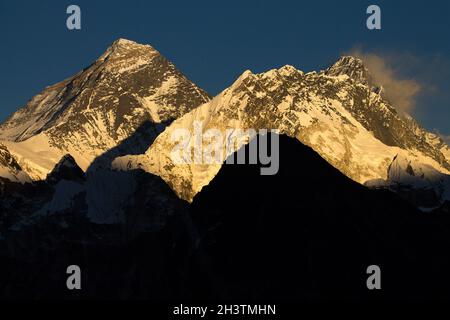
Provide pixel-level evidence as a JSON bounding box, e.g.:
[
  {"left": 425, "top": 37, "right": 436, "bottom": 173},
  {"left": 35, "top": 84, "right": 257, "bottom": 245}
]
[{"left": 188, "top": 133, "right": 450, "bottom": 300}]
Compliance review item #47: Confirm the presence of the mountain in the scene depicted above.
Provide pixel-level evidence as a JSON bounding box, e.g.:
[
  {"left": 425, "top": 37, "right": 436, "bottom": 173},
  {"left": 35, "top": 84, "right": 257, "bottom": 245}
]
[
  {"left": 2, "top": 134, "right": 450, "bottom": 299},
  {"left": 0, "top": 144, "right": 30, "bottom": 183},
  {"left": 366, "top": 153, "right": 450, "bottom": 208},
  {"left": 187, "top": 134, "right": 450, "bottom": 300},
  {"left": 45, "top": 154, "right": 85, "bottom": 184},
  {"left": 2, "top": 40, "right": 450, "bottom": 301},
  {"left": 0, "top": 38, "right": 210, "bottom": 180},
  {"left": 2, "top": 47, "right": 448, "bottom": 207},
  {"left": 114, "top": 56, "right": 450, "bottom": 204},
  {"left": 0, "top": 123, "right": 187, "bottom": 247}
]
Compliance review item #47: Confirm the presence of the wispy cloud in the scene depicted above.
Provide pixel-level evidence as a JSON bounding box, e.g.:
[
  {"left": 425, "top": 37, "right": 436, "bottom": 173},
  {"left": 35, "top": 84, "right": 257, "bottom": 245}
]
[
  {"left": 441, "top": 134, "right": 450, "bottom": 145},
  {"left": 346, "top": 48, "right": 422, "bottom": 113}
]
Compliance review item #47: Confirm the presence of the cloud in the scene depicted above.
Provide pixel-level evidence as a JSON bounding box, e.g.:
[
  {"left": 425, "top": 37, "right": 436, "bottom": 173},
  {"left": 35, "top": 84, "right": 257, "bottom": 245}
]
[
  {"left": 346, "top": 48, "right": 422, "bottom": 113},
  {"left": 433, "top": 129, "right": 450, "bottom": 145},
  {"left": 441, "top": 134, "right": 450, "bottom": 146}
]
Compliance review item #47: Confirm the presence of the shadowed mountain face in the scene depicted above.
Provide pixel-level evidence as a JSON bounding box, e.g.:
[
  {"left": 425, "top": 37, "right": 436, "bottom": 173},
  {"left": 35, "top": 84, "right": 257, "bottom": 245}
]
[
  {"left": 0, "top": 120, "right": 183, "bottom": 230},
  {"left": 1, "top": 134, "right": 450, "bottom": 300},
  {"left": 188, "top": 134, "right": 450, "bottom": 300}
]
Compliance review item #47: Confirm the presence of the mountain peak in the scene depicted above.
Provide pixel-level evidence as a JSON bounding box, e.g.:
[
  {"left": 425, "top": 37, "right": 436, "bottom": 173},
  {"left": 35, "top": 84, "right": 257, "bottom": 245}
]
[
  {"left": 278, "top": 64, "right": 298, "bottom": 75},
  {"left": 0, "top": 38, "right": 210, "bottom": 173},
  {"left": 331, "top": 56, "right": 365, "bottom": 70},
  {"left": 325, "top": 55, "right": 372, "bottom": 84},
  {"left": 230, "top": 69, "right": 255, "bottom": 87},
  {"left": 113, "top": 38, "right": 138, "bottom": 45},
  {"left": 109, "top": 38, "right": 155, "bottom": 50},
  {"left": 234, "top": 65, "right": 302, "bottom": 87},
  {"left": 97, "top": 38, "right": 159, "bottom": 63},
  {"left": 46, "top": 154, "right": 84, "bottom": 183}
]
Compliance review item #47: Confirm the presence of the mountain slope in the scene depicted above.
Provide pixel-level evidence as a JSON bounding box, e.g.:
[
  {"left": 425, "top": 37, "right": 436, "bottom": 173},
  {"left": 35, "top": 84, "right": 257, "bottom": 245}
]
[
  {"left": 114, "top": 56, "right": 450, "bottom": 202},
  {"left": 366, "top": 153, "right": 450, "bottom": 208},
  {"left": 3, "top": 134, "right": 450, "bottom": 299},
  {"left": 0, "top": 38, "right": 210, "bottom": 179},
  {"left": 188, "top": 133, "right": 450, "bottom": 299},
  {"left": 0, "top": 144, "right": 30, "bottom": 183}
]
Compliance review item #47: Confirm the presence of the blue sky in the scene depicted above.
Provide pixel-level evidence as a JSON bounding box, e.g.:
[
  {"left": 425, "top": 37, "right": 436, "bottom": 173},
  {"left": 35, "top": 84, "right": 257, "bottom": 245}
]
[{"left": 0, "top": 0, "right": 449, "bottom": 137}]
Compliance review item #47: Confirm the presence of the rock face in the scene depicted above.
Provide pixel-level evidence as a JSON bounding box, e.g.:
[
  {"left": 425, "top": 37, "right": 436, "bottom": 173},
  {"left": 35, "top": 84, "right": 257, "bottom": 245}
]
[
  {"left": 0, "top": 143, "right": 30, "bottom": 183},
  {"left": 0, "top": 38, "right": 210, "bottom": 178},
  {"left": 114, "top": 56, "right": 450, "bottom": 203},
  {"left": 46, "top": 154, "right": 85, "bottom": 184}
]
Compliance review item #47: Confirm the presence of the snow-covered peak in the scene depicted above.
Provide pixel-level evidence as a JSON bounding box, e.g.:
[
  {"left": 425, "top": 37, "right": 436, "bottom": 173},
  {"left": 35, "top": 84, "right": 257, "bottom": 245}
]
[
  {"left": 96, "top": 39, "right": 161, "bottom": 74},
  {"left": 113, "top": 38, "right": 142, "bottom": 47},
  {"left": 325, "top": 55, "right": 371, "bottom": 84},
  {"left": 236, "top": 69, "right": 255, "bottom": 81},
  {"left": 108, "top": 38, "right": 157, "bottom": 53},
  {"left": 278, "top": 64, "right": 302, "bottom": 77},
  {"left": 228, "top": 65, "right": 304, "bottom": 96},
  {"left": 231, "top": 65, "right": 304, "bottom": 90},
  {"left": 329, "top": 55, "right": 365, "bottom": 70},
  {"left": 380, "top": 153, "right": 450, "bottom": 206},
  {"left": 0, "top": 39, "right": 210, "bottom": 180},
  {"left": 114, "top": 59, "right": 450, "bottom": 203}
]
